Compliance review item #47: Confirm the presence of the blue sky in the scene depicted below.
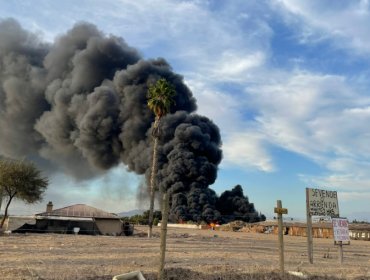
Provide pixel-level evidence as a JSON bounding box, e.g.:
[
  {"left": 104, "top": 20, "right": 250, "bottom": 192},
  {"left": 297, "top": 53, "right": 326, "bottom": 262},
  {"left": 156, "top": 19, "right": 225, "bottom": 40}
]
[{"left": 1, "top": 0, "right": 370, "bottom": 221}]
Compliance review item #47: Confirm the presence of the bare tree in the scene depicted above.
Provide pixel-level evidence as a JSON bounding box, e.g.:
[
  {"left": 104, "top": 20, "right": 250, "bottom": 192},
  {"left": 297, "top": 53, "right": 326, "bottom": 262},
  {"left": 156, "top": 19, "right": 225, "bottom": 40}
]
[{"left": 0, "top": 159, "right": 48, "bottom": 230}]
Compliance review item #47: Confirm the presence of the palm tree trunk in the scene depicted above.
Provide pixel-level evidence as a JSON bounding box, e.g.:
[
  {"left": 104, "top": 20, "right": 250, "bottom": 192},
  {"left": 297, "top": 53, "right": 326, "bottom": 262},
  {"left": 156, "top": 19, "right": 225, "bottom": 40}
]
[
  {"left": 148, "top": 117, "right": 160, "bottom": 238},
  {"left": 158, "top": 189, "right": 170, "bottom": 280}
]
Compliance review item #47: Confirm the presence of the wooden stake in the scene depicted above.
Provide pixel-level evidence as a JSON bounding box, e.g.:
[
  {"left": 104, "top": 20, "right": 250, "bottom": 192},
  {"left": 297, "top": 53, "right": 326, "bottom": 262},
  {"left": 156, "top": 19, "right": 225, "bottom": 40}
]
[
  {"left": 274, "top": 200, "right": 288, "bottom": 274},
  {"left": 158, "top": 190, "right": 170, "bottom": 280},
  {"left": 306, "top": 188, "right": 313, "bottom": 264}
]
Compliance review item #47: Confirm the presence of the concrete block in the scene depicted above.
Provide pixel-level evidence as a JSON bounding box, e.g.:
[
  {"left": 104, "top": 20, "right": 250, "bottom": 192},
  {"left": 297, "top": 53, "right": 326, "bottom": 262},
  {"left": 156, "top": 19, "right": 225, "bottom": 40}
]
[{"left": 112, "top": 271, "right": 146, "bottom": 280}]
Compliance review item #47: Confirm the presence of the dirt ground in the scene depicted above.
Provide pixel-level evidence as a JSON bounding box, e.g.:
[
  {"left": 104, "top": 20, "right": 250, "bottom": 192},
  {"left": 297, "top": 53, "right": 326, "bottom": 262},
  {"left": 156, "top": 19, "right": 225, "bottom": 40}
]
[{"left": 1, "top": 226, "right": 370, "bottom": 280}]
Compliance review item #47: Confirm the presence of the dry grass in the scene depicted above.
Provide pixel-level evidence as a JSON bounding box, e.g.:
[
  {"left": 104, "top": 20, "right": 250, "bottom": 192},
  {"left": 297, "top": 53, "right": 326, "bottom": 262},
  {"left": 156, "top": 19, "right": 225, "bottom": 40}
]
[{"left": 0, "top": 226, "right": 369, "bottom": 279}]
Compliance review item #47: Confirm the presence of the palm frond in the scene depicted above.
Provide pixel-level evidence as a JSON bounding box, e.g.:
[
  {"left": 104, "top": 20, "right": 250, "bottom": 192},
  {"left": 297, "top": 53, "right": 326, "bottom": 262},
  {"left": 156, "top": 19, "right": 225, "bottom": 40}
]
[{"left": 147, "top": 78, "right": 176, "bottom": 118}]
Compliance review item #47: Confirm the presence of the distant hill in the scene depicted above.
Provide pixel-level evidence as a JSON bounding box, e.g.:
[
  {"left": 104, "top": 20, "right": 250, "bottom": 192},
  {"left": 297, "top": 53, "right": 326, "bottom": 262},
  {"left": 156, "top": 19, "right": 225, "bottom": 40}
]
[{"left": 117, "top": 209, "right": 146, "bottom": 217}]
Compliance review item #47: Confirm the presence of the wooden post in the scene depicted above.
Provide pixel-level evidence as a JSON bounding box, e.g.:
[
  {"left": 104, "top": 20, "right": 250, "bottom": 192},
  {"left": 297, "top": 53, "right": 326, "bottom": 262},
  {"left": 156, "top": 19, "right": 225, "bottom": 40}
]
[
  {"left": 158, "top": 190, "right": 170, "bottom": 280},
  {"left": 306, "top": 188, "right": 313, "bottom": 264},
  {"left": 338, "top": 241, "right": 343, "bottom": 264},
  {"left": 274, "top": 200, "right": 288, "bottom": 274}
]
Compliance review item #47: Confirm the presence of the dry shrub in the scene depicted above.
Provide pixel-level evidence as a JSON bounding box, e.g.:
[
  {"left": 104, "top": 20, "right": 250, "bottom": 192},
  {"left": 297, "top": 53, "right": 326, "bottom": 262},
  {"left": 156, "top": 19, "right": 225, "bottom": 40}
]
[
  {"left": 18, "top": 263, "right": 113, "bottom": 280},
  {"left": 143, "top": 267, "right": 356, "bottom": 280}
]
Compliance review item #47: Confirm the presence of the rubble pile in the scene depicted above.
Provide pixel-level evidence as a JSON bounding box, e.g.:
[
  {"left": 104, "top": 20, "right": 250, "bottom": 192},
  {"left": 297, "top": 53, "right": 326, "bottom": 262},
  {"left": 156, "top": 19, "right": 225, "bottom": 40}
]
[{"left": 218, "top": 221, "right": 247, "bottom": 232}]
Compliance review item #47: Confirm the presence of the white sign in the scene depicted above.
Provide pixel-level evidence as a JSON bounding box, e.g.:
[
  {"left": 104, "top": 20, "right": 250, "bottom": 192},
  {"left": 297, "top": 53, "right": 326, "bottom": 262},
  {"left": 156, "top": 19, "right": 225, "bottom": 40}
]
[
  {"left": 307, "top": 188, "right": 339, "bottom": 217},
  {"left": 332, "top": 218, "right": 350, "bottom": 242}
]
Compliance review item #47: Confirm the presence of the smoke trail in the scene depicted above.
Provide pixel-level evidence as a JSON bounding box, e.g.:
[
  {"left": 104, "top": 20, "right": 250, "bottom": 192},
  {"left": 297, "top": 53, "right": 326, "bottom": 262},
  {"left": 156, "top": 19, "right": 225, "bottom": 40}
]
[{"left": 0, "top": 19, "right": 222, "bottom": 221}]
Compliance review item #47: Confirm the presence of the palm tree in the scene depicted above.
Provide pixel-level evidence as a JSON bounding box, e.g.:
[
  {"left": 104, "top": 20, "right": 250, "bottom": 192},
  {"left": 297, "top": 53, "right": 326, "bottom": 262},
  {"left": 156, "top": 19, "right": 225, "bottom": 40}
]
[
  {"left": 147, "top": 78, "right": 176, "bottom": 239},
  {"left": 147, "top": 77, "right": 176, "bottom": 280}
]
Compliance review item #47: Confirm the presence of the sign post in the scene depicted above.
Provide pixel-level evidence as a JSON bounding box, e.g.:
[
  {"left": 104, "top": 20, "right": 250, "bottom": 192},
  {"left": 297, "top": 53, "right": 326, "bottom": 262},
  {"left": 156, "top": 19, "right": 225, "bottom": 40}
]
[
  {"left": 332, "top": 218, "right": 350, "bottom": 264},
  {"left": 338, "top": 241, "right": 343, "bottom": 264},
  {"left": 306, "top": 188, "right": 313, "bottom": 264},
  {"left": 306, "top": 188, "right": 339, "bottom": 264},
  {"left": 274, "top": 200, "right": 288, "bottom": 273}
]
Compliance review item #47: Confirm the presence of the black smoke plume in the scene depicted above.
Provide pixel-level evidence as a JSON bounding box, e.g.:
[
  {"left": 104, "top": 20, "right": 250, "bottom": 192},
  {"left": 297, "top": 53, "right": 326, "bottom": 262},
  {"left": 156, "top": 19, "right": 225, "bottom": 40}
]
[
  {"left": 216, "top": 185, "right": 266, "bottom": 223},
  {"left": 0, "top": 19, "right": 222, "bottom": 221}
]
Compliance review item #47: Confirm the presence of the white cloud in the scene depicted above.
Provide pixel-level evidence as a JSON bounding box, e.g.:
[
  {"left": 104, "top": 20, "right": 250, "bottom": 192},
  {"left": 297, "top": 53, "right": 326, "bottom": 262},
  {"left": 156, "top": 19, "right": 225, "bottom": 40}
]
[
  {"left": 276, "top": 0, "right": 370, "bottom": 54},
  {"left": 222, "top": 132, "right": 275, "bottom": 172},
  {"left": 248, "top": 70, "right": 370, "bottom": 192},
  {"left": 299, "top": 173, "right": 370, "bottom": 192},
  {"left": 339, "top": 191, "right": 370, "bottom": 202},
  {"left": 1, "top": 0, "right": 272, "bottom": 78},
  {"left": 248, "top": 71, "right": 370, "bottom": 158},
  {"left": 186, "top": 78, "right": 275, "bottom": 172},
  {"left": 203, "top": 51, "right": 266, "bottom": 82},
  {"left": 185, "top": 78, "right": 243, "bottom": 131}
]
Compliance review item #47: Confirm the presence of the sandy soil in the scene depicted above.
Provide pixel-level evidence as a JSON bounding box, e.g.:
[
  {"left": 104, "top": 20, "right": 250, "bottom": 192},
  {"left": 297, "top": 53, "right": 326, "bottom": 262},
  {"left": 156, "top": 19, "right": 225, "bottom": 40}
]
[{"left": 1, "top": 226, "right": 369, "bottom": 279}]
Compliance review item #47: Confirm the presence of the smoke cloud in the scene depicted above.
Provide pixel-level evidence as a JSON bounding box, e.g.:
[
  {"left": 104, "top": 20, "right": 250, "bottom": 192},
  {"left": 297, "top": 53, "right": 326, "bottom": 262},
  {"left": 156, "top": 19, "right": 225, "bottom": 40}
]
[
  {"left": 0, "top": 19, "right": 223, "bottom": 221},
  {"left": 216, "top": 185, "right": 265, "bottom": 223}
]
